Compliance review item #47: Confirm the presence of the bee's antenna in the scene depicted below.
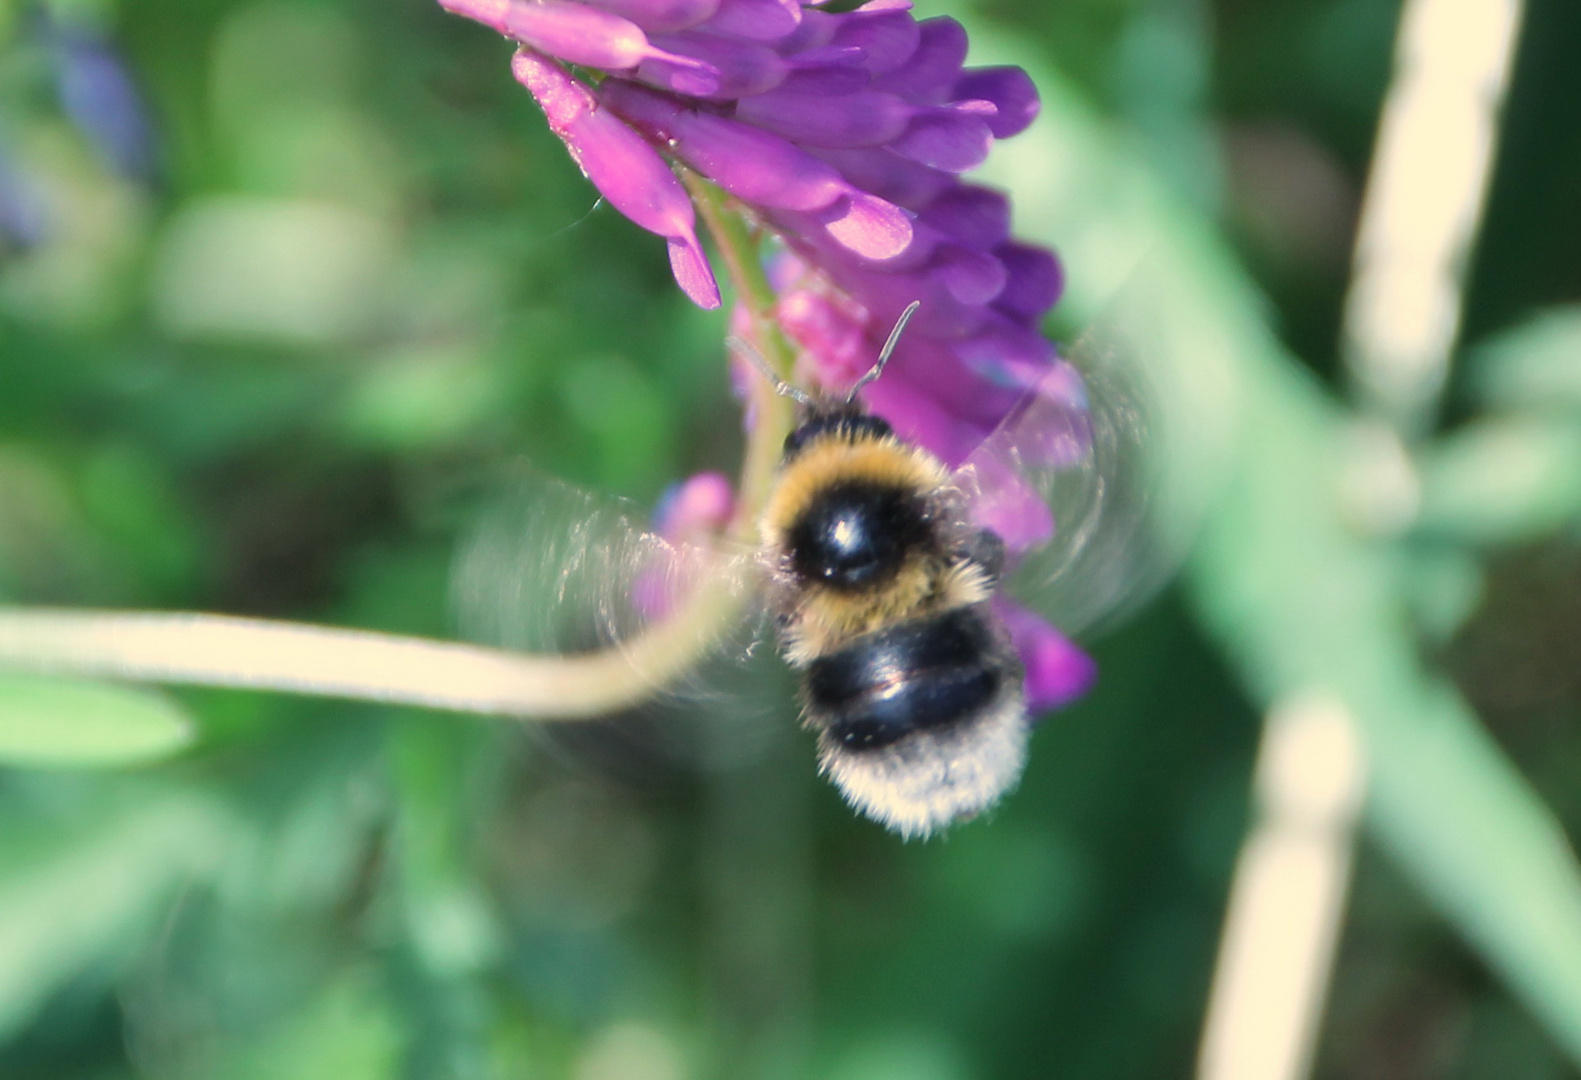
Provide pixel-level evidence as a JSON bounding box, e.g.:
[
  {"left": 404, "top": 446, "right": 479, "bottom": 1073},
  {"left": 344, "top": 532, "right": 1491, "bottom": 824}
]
[
  {"left": 846, "top": 300, "right": 921, "bottom": 403},
  {"left": 728, "top": 335, "right": 815, "bottom": 407}
]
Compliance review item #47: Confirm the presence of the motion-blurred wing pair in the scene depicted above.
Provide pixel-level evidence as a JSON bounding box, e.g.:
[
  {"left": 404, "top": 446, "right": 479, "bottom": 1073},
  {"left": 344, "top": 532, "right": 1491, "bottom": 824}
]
[{"left": 454, "top": 329, "right": 1178, "bottom": 835}]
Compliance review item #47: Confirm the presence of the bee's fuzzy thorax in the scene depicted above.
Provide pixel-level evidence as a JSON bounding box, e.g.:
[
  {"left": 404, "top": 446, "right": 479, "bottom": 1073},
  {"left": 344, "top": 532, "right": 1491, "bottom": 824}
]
[
  {"left": 757, "top": 403, "right": 1034, "bottom": 840},
  {"left": 780, "top": 558, "right": 995, "bottom": 665},
  {"left": 761, "top": 418, "right": 955, "bottom": 657},
  {"left": 759, "top": 428, "right": 947, "bottom": 553}
]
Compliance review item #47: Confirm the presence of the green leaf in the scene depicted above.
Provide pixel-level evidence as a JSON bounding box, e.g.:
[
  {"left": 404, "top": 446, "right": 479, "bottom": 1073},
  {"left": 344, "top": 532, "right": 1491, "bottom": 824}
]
[
  {"left": 224, "top": 974, "right": 399, "bottom": 1080},
  {"left": 0, "top": 674, "right": 195, "bottom": 766},
  {"left": 1416, "top": 416, "right": 1581, "bottom": 545},
  {"left": 0, "top": 788, "right": 234, "bottom": 1038},
  {"left": 965, "top": 17, "right": 1581, "bottom": 1065},
  {"left": 1399, "top": 546, "right": 1484, "bottom": 642},
  {"left": 1469, "top": 306, "right": 1581, "bottom": 414}
]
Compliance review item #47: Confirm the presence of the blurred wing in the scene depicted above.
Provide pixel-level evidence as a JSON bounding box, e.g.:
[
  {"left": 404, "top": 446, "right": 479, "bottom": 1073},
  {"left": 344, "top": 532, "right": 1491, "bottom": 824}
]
[
  {"left": 451, "top": 467, "right": 760, "bottom": 663},
  {"left": 953, "top": 328, "right": 1181, "bottom": 636}
]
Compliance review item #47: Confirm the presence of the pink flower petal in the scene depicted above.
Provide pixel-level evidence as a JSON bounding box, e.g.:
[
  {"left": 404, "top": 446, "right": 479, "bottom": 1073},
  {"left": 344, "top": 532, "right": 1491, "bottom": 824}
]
[
  {"left": 817, "top": 191, "right": 914, "bottom": 259},
  {"left": 578, "top": 0, "right": 720, "bottom": 33},
  {"left": 736, "top": 88, "right": 912, "bottom": 148},
  {"left": 668, "top": 234, "right": 723, "bottom": 309},
  {"left": 954, "top": 66, "right": 1039, "bottom": 138},
  {"left": 513, "top": 51, "right": 720, "bottom": 308},
  {"left": 995, "top": 599, "right": 1097, "bottom": 712}
]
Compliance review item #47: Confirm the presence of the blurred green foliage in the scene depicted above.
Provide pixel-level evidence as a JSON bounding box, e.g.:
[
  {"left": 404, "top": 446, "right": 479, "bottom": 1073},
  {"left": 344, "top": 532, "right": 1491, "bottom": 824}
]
[
  {"left": 0, "top": 674, "right": 192, "bottom": 765},
  {"left": 2, "top": 0, "right": 1581, "bottom": 1078}
]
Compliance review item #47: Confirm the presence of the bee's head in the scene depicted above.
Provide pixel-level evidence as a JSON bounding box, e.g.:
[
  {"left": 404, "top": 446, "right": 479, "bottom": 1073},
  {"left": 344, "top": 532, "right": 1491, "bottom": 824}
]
[{"left": 782, "top": 405, "right": 894, "bottom": 460}]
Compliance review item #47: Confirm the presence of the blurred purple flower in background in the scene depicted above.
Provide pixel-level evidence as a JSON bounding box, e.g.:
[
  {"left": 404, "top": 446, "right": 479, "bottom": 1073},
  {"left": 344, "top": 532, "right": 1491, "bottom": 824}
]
[
  {"left": 654, "top": 470, "right": 736, "bottom": 540},
  {"left": 51, "top": 25, "right": 157, "bottom": 181},
  {"left": 0, "top": 18, "right": 155, "bottom": 249},
  {"left": 441, "top": 0, "right": 1093, "bottom": 709},
  {"left": 0, "top": 148, "right": 49, "bottom": 249}
]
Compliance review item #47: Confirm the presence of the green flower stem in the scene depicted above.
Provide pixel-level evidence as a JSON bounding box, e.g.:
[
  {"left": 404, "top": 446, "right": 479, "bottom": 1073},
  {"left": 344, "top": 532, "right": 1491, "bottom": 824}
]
[
  {"left": 1340, "top": 0, "right": 1525, "bottom": 437},
  {"left": 687, "top": 171, "right": 799, "bottom": 536},
  {"left": 1201, "top": 2, "right": 1526, "bottom": 1074},
  {"left": 690, "top": 174, "right": 778, "bottom": 325},
  {"left": 0, "top": 608, "right": 734, "bottom": 719},
  {"left": 0, "top": 194, "right": 791, "bottom": 720},
  {"left": 1196, "top": 697, "right": 1367, "bottom": 1080}
]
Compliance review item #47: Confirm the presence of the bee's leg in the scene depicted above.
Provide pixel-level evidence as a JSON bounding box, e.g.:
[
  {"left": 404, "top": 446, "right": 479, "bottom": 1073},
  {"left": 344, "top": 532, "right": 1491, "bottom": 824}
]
[{"left": 958, "top": 528, "right": 1007, "bottom": 585}]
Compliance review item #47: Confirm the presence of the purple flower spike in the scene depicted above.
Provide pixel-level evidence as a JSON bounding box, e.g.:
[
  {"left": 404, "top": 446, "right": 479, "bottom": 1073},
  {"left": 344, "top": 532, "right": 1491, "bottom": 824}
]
[
  {"left": 813, "top": 193, "right": 912, "bottom": 260},
  {"left": 920, "top": 185, "right": 1010, "bottom": 250},
  {"left": 993, "top": 242, "right": 1062, "bottom": 321},
  {"left": 52, "top": 27, "right": 157, "bottom": 180},
  {"left": 929, "top": 244, "right": 1006, "bottom": 306},
  {"left": 811, "top": 147, "right": 954, "bottom": 210},
  {"left": 443, "top": 0, "right": 1049, "bottom": 321},
  {"left": 511, "top": 51, "right": 720, "bottom": 308},
  {"left": 778, "top": 280, "right": 871, "bottom": 386},
  {"left": 639, "top": 33, "right": 789, "bottom": 99},
  {"left": 826, "top": 5, "right": 921, "bottom": 73},
  {"left": 891, "top": 108, "right": 993, "bottom": 172},
  {"left": 872, "top": 17, "right": 966, "bottom": 99},
  {"left": 603, "top": 83, "right": 820, "bottom": 204},
  {"left": 446, "top": 0, "right": 1088, "bottom": 710}
]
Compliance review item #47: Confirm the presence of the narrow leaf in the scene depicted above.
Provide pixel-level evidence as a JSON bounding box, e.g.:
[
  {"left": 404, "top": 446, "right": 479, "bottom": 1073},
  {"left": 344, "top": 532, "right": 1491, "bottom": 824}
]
[
  {"left": 0, "top": 789, "right": 233, "bottom": 1037},
  {"left": 0, "top": 674, "right": 195, "bottom": 766},
  {"left": 967, "top": 24, "right": 1581, "bottom": 1065},
  {"left": 1469, "top": 306, "right": 1581, "bottom": 413}
]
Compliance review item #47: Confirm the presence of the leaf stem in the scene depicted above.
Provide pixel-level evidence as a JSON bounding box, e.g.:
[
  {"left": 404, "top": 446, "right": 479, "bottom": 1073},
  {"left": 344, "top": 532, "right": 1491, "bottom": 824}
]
[
  {"left": 0, "top": 608, "right": 729, "bottom": 718},
  {"left": 687, "top": 171, "right": 799, "bottom": 534},
  {"left": 0, "top": 192, "right": 794, "bottom": 720},
  {"left": 1340, "top": 0, "right": 1525, "bottom": 437}
]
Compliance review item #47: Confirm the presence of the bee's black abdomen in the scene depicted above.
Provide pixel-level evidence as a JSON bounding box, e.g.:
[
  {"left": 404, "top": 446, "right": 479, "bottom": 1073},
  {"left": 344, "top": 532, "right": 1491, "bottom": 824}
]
[
  {"left": 807, "top": 608, "right": 1008, "bottom": 750},
  {"left": 787, "top": 480, "right": 930, "bottom": 591},
  {"left": 783, "top": 411, "right": 894, "bottom": 458},
  {"left": 826, "top": 667, "right": 1004, "bottom": 749}
]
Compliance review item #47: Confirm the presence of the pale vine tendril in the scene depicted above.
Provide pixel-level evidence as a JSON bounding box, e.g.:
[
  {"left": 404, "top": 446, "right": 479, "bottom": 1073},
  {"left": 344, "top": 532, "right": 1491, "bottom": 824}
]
[{"left": 0, "top": 183, "right": 792, "bottom": 720}]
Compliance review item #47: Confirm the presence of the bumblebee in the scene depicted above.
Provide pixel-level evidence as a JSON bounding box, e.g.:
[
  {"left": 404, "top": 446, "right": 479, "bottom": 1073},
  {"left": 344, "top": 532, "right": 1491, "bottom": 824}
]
[
  {"left": 458, "top": 305, "right": 1162, "bottom": 839},
  {"left": 758, "top": 392, "right": 1028, "bottom": 838}
]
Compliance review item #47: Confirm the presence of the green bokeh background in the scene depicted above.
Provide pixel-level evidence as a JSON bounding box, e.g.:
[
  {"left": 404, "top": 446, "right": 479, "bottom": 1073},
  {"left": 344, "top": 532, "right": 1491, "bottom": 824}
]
[{"left": 2, "top": 0, "right": 1581, "bottom": 1077}]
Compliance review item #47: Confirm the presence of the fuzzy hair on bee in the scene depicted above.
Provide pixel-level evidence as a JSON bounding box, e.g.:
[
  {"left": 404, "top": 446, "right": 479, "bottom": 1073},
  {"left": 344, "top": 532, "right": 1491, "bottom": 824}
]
[
  {"left": 755, "top": 400, "right": 1028, "bottom": 838},
  {"left": 738, "top": 303, "right": 1033, "bottom": 838},
  {"left": 459, "top": 303, "right": 1161, "bottom": 841}
]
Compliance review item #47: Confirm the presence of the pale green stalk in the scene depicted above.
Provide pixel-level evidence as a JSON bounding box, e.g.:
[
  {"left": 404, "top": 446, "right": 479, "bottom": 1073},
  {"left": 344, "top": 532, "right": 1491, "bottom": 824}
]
[{"left": 0, "top": 184, "right": 793, "bottom": 719}]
